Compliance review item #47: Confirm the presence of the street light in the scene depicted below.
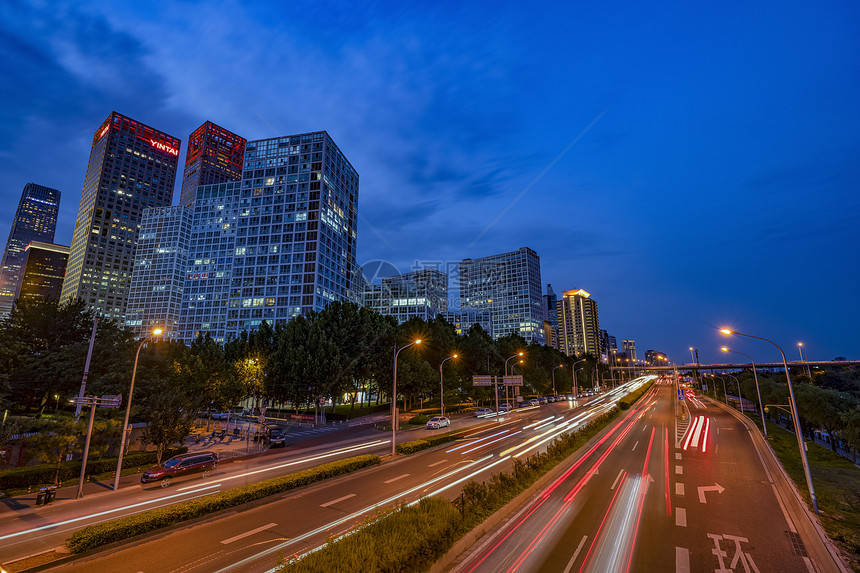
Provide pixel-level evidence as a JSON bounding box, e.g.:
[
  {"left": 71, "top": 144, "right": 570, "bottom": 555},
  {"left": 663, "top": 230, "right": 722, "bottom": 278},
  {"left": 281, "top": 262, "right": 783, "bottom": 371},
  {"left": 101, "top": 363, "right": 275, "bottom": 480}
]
[
  {"left": 712, "top": 373, "right": 728, "bottom": 405},
  {"left": 439, "top": 354, "right": 458, "bottom": 416},
  {"left": 114, "top": 327, "right": 162, "bottom": 491},
  {"left": 572, "top": 358, "right": 587, "bottom": 393},
  {"left": 721, "top": 346, "right": 767, "bottom": 439},
  {"left": 723, "top": 372, "right": 743, "bottom": 412},
  {"left": 720, "top": 328, "right": 818, "bottom": 514},
  {"left": 797, "top": 342, "right": 811, "bottom": 377},
  {"left": 552, "top": 364, "right": 563, "bottom": 397},
  {"left": 392, "top": 339, "right": 421, "bottom": 456}
]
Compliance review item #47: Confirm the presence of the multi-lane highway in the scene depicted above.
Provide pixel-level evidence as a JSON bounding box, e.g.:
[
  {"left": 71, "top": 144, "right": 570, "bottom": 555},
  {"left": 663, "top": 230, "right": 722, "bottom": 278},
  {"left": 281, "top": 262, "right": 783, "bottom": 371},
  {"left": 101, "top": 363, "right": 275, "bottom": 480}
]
[
  {"left": 451, "top": 382, "right": 839, "bottom": 573},
  {"left": 0, "top": 382, "right": 639, "bottom": 572}
]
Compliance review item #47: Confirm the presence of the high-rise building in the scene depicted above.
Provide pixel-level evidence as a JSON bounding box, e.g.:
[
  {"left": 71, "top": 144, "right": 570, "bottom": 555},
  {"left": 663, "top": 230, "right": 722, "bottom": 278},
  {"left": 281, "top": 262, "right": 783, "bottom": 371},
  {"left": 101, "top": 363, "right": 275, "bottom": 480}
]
[
  {"left": 458, "top": 247, "right": 544, "bottom": 343},
  {"left": 61, "top": 112, "right": 180, "bottom": 320},
  {"left": 224, "top": 131, "right": 359, "bottom": 337},
  {"left": 543, "top": 283, "right": 558, "bottom": 327},
  {"left": 14, "top": 242, "right": 69, "bottom": 307},
  {"left": 124, "top": 206, "right": 193, "bottom": 339},
  {"left": 622, "top": 339, "right": 637, "bottom": 362},
  {"left": 645, "top": 349, "right": 667, "bottom": 365},
  {"left": 439, "top": 309, "right": 494, "bottom": 337},
  {"left": 178, "top": 121, "right": 246, "bottom": 206},
  {"left": 178, "top": 181, "right": 242, "bottom": 343},
  {"left": 556, "top": 289, "right": 600, "bottom": 357},
  {"left": 0, "top": 183, "right": 61, "bottom": 317},
  {"left": 362, "top": 268, "right": 448, "bottom": 323}
]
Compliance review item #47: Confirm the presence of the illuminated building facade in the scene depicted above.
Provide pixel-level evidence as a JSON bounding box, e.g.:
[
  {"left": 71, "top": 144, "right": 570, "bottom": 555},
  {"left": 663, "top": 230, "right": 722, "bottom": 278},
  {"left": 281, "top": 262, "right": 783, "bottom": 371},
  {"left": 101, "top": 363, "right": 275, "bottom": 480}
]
[
  {"left": 439, "top": 309, "right": 494, "bottom": 337},
  {"left": 125, "top": 206, "right": 193, "bottom": 339},
  {"left": 179, "top": 121, "right": 245, "bottom": 206},
  {"left": 362, "top": 269, "right": 448, "bottom": 323},
  {"left": 556, "top": 288, "right": 600, "bottom": 357},
  {"left": 14, "top": 242, "right": 69, "bottom": 307},
  {"left": 458, "top": 247, "right": 544, "bottom": 343},
  {"left": 0, "top": 183, "right": 60, "bottom": 317},
  {"left": 61, "top": 112, "right": 180, "bottom": 320},
  {"left": 622, "top": 339, "right": 637, "bottom": 362}
]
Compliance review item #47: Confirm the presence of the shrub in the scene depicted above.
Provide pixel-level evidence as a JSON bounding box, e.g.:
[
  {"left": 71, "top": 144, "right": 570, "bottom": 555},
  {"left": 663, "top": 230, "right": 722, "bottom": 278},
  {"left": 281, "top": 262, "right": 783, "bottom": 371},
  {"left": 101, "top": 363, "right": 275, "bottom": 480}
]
[
  {"left": 396, "top": 433, "right": 458, "bottom": 455},
  {"left": 408, "top": 415, "right": 431, "bottom": 425},
  {"left": 618, "top": 380, "right": 655, "bottom": 410},
  {"left": 66, "top": 454, "right": 380, "bottom": 553}
]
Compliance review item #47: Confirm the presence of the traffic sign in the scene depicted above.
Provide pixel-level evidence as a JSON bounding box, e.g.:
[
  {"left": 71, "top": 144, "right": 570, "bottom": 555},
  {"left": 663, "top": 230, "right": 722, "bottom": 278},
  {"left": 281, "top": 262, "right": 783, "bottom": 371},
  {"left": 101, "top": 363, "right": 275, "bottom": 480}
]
[
  {"left": 473, "top": 375, "right": 494, "bottom": 386},
  {"left": 502, "top": 375, "right": 523, "bottom": 387}
]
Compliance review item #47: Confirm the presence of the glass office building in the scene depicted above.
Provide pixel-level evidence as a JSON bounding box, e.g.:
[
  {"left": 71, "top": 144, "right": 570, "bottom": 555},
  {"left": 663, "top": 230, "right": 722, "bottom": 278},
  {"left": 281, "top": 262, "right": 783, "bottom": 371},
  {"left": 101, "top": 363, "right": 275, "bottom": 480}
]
[
  {"left": 14, "top": 241, "right": 69, "bottom": 307},
  {"left": 362, "top": 268, "right": 448, "bottom": 323},
  {"left": 179, "top": 121, "right": 245, "bottom": 206}
]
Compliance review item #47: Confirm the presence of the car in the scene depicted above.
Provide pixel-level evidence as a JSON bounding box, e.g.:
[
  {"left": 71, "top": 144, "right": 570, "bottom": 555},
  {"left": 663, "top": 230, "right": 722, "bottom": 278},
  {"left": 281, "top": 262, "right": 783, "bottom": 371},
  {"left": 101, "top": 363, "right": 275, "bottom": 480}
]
[
  {"left": 525, "top": 399, "right": 539, "bottom": 407},
  {"left": 537, "top": 397, "right": 548, "bottom": 404},
  {"left": 211, "top": 412, "right": 231, "bottom": 420},
  {"left": 426, "top": 416, "right": 451, "bottom": 429},
  {"left": 261, "top": 423, "right": 286, "bottom": 447},
  {"left": 474, "top": 408, "right": 494, "bottom": 417},
  {"left": 141, "top": 451, "right": 218, "bottom": 488},
  {"left": 499, "top": 403, "right": 512, "bottom": 412}
]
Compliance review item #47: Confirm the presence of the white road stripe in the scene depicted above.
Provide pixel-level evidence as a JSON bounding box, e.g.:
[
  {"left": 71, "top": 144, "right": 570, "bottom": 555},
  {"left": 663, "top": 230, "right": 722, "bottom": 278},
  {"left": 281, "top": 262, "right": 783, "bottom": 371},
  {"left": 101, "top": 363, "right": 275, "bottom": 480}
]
[
  {"left": 384, "top": 473, "right": 410, "bottom": 484},
  {"left": 676, "top": 483, "right": 685, "bottom": 496},
  {"left": 320, "top": 493, "right": 357, "bottom": 508},
  {"left": 675, "top": 452, "right": 682, "bottom": 460},
  {"left": 610, "top": 469, "right": 625, "bottom": 490},
  {"left": 632, "top": 440, "right": 639, "bottom": 451},
  {"left": 675, "top": 465, "right": 683, "bottom": 475},
  {"left": 676, "top": 546, "right": 690, "bottom": 573},
  {"left": 562, "top": 535, "right": 588, "bottom": 573},
  {"left": 221, "top": 523, "right": 278, "bottom": 545},
  {"left": 675, "top": 507, "right": 687, "bottom": 527},
  {"left": 428, "top": 459, "right": 448, "bottom": 467}
]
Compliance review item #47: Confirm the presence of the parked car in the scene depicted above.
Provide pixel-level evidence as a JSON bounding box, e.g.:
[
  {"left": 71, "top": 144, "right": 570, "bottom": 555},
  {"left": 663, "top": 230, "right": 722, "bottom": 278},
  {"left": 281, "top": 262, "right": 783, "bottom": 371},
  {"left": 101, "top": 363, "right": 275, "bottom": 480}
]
[
  {"left": 211, "top": 412, "right": 231, "bottom": 420},
  {"left": 499, "top": 403, "right": 513, "bottom": 412},
  {"left": 565, "top": 394, "right": 575, "bottom": 401},
  {"left": 262, "top": 423, "right": 286, "bottom": 447},
  {"left": 426, "top": 416, "right": 451, "bottom": 429},
  {"left": 141, "top": 452, "right": 218, "bottom": 488},
  {"left": 474, "top": 408, "right": 495, "bottom": 417}
]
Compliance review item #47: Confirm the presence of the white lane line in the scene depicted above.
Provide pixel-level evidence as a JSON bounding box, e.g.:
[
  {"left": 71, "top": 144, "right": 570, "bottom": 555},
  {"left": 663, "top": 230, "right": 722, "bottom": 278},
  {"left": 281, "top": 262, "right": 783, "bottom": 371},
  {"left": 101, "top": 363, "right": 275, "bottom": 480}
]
[
  {"left": 632, "top": 440, "right": 639, "bottom": 451},
  {"left": 676, "top": 546, "right": 690, "bottom": 573},
  {"left": 221, "top": 523, "right": 278, "bottom": 545},
  {"left": 384, "top": 473, "right": 410, "bottom": 484},
  {"left": 320, "top": 493, "right": 356, "bottom": 508},
  {"left": 675, "top": 507, "right": 687, "bottom": 527},
  {"left": 428, "top": 459, "right": 448, "bottom": 468},
  {"left": 676, "top": 483, "right": 685, "bottom": 496},
  {"left": 562, "top": 535, "right": 588, "bottom": 573},
  {"left": 675, "top": 465, "right": 683, "bottom": 475},
  {"left": 611, "top": 469, "right": 625, "bottom": 490},
  {"left": 675, "top": 452, "right": 682, "bottom": 460}
]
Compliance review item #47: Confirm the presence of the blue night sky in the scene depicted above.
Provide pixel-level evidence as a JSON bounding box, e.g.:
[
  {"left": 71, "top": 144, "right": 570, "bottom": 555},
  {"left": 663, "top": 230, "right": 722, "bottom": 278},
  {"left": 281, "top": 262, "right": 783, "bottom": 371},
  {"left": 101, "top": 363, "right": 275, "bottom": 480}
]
[{"left": 1, "top": 0, "right": 858, "bottom": 363}]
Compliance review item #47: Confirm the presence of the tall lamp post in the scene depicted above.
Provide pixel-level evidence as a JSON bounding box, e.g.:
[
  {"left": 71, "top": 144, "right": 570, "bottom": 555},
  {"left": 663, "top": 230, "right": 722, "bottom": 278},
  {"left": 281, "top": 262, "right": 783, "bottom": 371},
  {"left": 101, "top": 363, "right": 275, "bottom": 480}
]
[
  {"left": 439, "top": 354, "right": 457, "bottom": 416},
  {"left": 712, "top": 373, "right": 728, "bottom": 405},
  {"left": 504, "top": 352, "right": 524, "bottom": 409},
  {"left": 552, "top": 364, "right": 563, "bottom": 397},
  {"left": 114, "top": 327, "right": 162, "bottom": 491},
  {"left": 721, "top": 346, "right": 766, "bottom": 439},
  {"left": 572, "top": 358, "right": 587, "bottom": 394},
  {"left": 797, "top": 342, "right": 811, "bottom": 377},
  {"left": 392, "top": 339, "right": 421, "bottom": 456},
  {"left": 720, "top": 328, "right": 818, "bottom": 514}
]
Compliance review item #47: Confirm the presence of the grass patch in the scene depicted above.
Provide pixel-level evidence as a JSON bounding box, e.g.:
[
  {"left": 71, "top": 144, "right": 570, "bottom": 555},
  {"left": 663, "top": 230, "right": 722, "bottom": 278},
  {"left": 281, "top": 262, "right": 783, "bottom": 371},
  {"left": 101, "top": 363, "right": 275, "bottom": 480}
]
[{"left": 763, "top": 421, "right": 860, "bottom": 569}]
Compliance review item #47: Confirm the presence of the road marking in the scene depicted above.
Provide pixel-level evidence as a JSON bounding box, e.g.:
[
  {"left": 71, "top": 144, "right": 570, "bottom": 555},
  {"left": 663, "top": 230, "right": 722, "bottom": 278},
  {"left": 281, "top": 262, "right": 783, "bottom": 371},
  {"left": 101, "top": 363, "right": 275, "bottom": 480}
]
[
  {"left": 675, "top": 465, "right": 683, "bottom": 475},
  {"left": 220, "top": 522, "right": 278, "bottom": 544},
  {"left": 676, "top": 483, "right": 685, "bottom": 496},
  {"left": 320, "top": 493, "right": 357, "bottom": 508},
  {"left": 675, "top": 507, "right": 687, "bottom": 527},
  {"left": 632, "top": 440, "right": 639, "bottom": 451},
  {"left": 675, "top": 452, "right": 682, "bottom": 460},
  {"left": 611, "top": 469, "right": 625, "bottom": 490},
  {"left": 697, "top": 483, "right": 725, "bottom": 503},
  {"left": 428, "top": 459, "right": 448, "bottom": 467},
  {"left": 384, "top": 473, "right": 410, "bottom": 484},
  {"left": 676, "top": 546, "right": 690, "bottom": 573},
  {"left": 562, "top": 535, "right": 588, "bottom": 573}
]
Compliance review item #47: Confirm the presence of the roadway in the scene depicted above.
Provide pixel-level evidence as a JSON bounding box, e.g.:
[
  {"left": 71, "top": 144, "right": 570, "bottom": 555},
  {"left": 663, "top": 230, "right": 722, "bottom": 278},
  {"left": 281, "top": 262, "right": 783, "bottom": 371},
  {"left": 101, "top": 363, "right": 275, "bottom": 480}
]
[
  {"left": 9, "top": 381, "right": 648, "bottom": 572},
  {"left": 451, "top": 382, "right": 835, "bottom": 573}
]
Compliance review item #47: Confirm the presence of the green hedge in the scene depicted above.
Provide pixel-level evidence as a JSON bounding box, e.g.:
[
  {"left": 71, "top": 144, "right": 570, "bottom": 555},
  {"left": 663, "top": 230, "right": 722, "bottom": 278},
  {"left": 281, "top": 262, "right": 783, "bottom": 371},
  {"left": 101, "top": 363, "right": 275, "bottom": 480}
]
[
  {"left": 396, "top": 433, "right": 459, "bottom": 455},
  {"left": 408, "top": 415, "right": 431, "bottom": 425},
  {"left": 279, "top": 498, "right": 461, "bottom": 573},
  {"left": 0, "top": 447, "right": 187, "bottom": 490},
  {"left": 66, "top": 454, "right": 380, "bottom": 553},
  {"left": 618, "top": 379, "right": 655, "bottom": 410}
]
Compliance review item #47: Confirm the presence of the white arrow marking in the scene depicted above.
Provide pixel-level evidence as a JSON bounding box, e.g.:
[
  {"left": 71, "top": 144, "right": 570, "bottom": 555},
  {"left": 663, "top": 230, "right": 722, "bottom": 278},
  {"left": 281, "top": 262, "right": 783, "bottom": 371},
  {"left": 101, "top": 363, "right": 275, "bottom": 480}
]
[{"left": 697, "top": 483, "right": 725, "bottom": 503}]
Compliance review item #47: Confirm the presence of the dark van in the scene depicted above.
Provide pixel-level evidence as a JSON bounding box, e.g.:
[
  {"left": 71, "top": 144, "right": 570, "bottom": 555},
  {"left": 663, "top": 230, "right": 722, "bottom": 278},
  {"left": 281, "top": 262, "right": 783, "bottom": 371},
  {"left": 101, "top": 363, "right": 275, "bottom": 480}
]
[
  {"left": 262, "top": 424, "right": 286, "bottom": 447},
  {"left": 141, "top": 451, "right": 219, "bottom": 488}
]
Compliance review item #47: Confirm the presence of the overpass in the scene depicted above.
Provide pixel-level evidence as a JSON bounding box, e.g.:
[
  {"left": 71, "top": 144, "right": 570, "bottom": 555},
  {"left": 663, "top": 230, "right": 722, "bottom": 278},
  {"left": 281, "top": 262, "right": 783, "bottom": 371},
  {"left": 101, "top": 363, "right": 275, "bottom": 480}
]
[{"left": 616, "top": 360, "right": 860, "bottom": 372}]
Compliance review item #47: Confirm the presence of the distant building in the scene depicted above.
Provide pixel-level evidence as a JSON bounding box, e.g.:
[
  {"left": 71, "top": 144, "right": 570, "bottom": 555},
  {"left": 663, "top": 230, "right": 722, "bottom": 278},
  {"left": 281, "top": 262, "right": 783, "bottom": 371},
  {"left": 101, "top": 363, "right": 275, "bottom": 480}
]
[
  {"left": 438, "top": 309, "right": 494, "bottom": 337},
  {"left": 645, "top": 349, "right": 667, "bottom": 365},
  {"left": 179, "top": 121, "right": 246, "bottom": 206},
  {"left": 458, "top": 247, "right": 544, "bottom": 343},
  {"left": 125, "top": 205, "right": 193, "bottom": 339},
  {"left": 61, "top": 112, "right": 180, "bottom": 320},
  {"left": 556, "top": 288, "right": 600, "bottom": 357},
  {"left": 14, "top": 242, "right": 69, "bottom": 307},
  {"left": 544, "top": 320, "right": 556, "bottom": 349},
  {"left": 0, "top": 183, "right": 61, "bottom": 317},
  {"left": 543, "top": 283, "right": 558, "bottom": 327},
  {"left": 362, "top": 268, "right": 448, "bottom": 323},
  {"left": 622, "top": 339, "right": 637, "bottom": 362}
]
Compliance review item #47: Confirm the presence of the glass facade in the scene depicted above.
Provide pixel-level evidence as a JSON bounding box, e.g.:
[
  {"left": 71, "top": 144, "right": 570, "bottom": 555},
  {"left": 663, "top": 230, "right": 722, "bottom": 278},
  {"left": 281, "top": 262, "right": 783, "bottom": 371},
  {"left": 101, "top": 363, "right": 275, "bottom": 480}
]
[
  {"left": 14, "top": 241, "right": 69, "bottom": 307},
  {"left": 458, "top": 247, "right": 544, "bottom": 343},
  {"left": 438, "top": 309, "right": 494, "bottom": 337},
  {"left": 362, "top": 269, "right": 448, "bottom": 323},
  {"left": 0, "top": 183, "right": 60, "bottom": 317},
  {"left": 179, "top": 121, "right": 245, "bottom": 206}
]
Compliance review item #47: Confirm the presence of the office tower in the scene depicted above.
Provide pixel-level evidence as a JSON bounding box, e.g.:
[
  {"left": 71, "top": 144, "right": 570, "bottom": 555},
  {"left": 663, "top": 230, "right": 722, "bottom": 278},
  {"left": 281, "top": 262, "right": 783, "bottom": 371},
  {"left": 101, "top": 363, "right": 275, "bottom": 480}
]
[
  {"left": 0, "top": 183, "right": 61, "bottom": 317},
  {"left": 556, "top": 289, "right": 600, "bottom": 357},
  {"left": 598, "top": 329, "right": 611, "bottom": 360},
  {"left": 645, "top": 350, "right": 666, "bottom": 365},
  {"left": 459, "top": 247, "right": 544, "bottom": 343},
  {"left": 61, "top": 112, "right": 180, "bottom": 320},
  {"left": 14, "top": 242, "right": 69, "bottom": 307},
  {"left": 179, "top": 121, "right": 246, "bottom": 206},
  {"left": 544, "top": 320, "right": 556, "bottom": 349},
  {"left": 224, "top": 131, "right": 359, "bottom": 338},
  {"left": 178, "top": 181, "right": 242, "bottom": 343},
  {"left": 362, "top": 268, "right": 448, "bottom": 323},
  {"left": 543, "top": 283, "right": 558, "bottom": 327},
  {"left": 608, "top": 335, "right": 617, "bottom": 353},
  {"left": 622, "top": 339, "right": 637, "bottom": 362},
  {"left": 439, "top": 309, "right": 494, "bottom": 337},
  {"left": 125, "top": 206, "right": 193, "bottom": 339}
]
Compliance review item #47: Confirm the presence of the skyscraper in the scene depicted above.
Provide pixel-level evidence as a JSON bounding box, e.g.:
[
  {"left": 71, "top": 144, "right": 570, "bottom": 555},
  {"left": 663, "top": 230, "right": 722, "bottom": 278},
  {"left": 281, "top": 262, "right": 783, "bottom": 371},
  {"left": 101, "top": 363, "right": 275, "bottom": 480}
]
[
  {"left": 362, "top": 268, "right": 448, "bottom": 323},
  {"left": 14, "top": 242, "right": 69, "bottom": 307},
  {"left": 622, "top": 339, "right": 637, "bottom": 362},
  {"left": 179, "top": 121, "right": 246, "bottom": 206},
  {"left": 0, "top": 183, "right": 60, "bottom": 317},
  {"left": 458, "top": 247, "right": 544, "bottom": 343},
  {"left": 61, "top": 112, "right": 180, "bottom": 320},
  {"left": 556, "top": 289, "right": 600, "bottom": 357}
]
